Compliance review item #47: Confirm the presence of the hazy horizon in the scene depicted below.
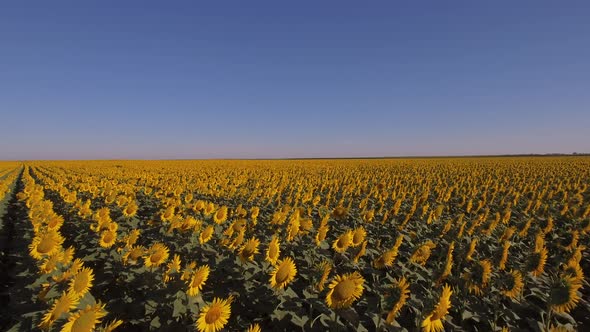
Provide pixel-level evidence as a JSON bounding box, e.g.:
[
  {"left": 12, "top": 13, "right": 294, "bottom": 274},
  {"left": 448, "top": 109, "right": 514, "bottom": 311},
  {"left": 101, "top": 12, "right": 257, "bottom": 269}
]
[{"left": 2, "top": 2, "right": 589, "bottom": 159}]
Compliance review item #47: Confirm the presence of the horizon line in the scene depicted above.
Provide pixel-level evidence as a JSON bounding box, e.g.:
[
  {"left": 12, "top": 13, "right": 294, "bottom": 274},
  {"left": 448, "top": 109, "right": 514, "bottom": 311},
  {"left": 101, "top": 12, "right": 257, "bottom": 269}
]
[{"left": 2, "top": 152, "right": 589, "bottom": 162}]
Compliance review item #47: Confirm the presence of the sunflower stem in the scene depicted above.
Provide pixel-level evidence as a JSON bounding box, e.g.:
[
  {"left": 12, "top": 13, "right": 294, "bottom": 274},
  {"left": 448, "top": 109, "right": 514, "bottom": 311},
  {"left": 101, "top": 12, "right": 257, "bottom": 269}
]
[
  {"left": 331, "top": 310, "right": 338, "bottom": 332},
  {"left": 545, "top": 307, "right": 552, "bottom": 331}
]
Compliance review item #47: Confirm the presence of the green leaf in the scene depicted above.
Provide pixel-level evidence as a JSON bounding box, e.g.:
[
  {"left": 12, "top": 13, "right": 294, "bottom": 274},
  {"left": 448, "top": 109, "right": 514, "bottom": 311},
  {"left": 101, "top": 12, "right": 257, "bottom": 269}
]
[
  {"left": 150, "top": 316, "right": 161, "bottom": 329},
  {"left": 172, "top": 298, "right": 186, "bottom": 319}
]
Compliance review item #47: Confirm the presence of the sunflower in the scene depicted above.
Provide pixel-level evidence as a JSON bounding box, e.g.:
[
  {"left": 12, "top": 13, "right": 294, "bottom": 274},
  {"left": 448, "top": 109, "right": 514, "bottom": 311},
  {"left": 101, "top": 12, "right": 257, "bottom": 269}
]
[
  {"left": 69, "top": 267, "right": 94, "bottom": 298},
  {"left": 144, "top": 243, "right": 170, "bottom": 268},
  {"left": 204, "top": 202, "right": 216, "bottom": 216},
  {"left": 353, "top": 241, "right": 367, "bottom": 263},
  {"left": 534, "top": 232, "right": 545, "bottom": 252},
  {"left": 500, "top": 270, "right": 524, "bottom": 300},
  {"left": 549, "top": 275, "right": 582, "bottom": 313},
  {"left": 437, "top": 242, "right": 454, "bottom": 284},
  {"left": 196, "top": 296, "right": 233, "bottom": 332},
  {"left": 332, "top": 206, "right": 348, "bottom": 220},
  {"left": 562, "top": 260, "right": 584, "bottom": 283},
  {"left": 464, "top": 259, "right": 492, "bottom": 296},
  {"left": 46, "top": 214, "right": 64, "bottom": 230},
  {"left": 315, "top": 260, "right": 332, "bottom": 291},
  {"left": 526, "top": 247, "right": 547, "bottom": 277},
  {"left": 125, "top": 229, "right": 141, "bottom": 247},
  {"left": 122, "top": 245, "right": 145, "bottom": 265},
  {"left": 385, "top": 277, "right": 410, "bottom": 323},
  {"left": 164, "top": 254, "right": 182, "bottom": 282},
  {"left": 181, "top": 261, "right": 197, "bottom": 281},
  {"left": 374, "top": 247, "right": 400, "bottom": 269},
  {"left": 59, "top": 247, "right": 75, "bottom": 265},
  {"left": 37, "top": 282, "right": 53, "bottom": 301},
  {"left": 250, "top": 206, "right": 260, "bottom": 220},
  {"left": 465, "top": 238, "right": 477, "bottom": 261},
  {"left": 161, "top": 206, "right": 175, "bottom": 222},
  {"left": 61, "top": 302, "right": 107, "bottom": 332},
  {"left": 40, "top": 253, "right": 61, "bottom": 274},
  {"left": 213, "top": 206, "right": 228, "bottom": 224},
  {"left": 229, "top": 230, "right": 245, "bottom": 250},
  {"left": 39, "top": 291, "right": 78, "bottom": 329},
  {"left": 187, "top": 265, "right": 210, "bottom": 297},
  {"left": 269, "top": 257, "right": 297, "bottom": 290},
  {"left": 362, "top": 210, "right": 375, "bottom": 223},
  {"left": 266, "top": 236, "right": 280, "bottom": 265},
  {"left": 410, "top": 241, "right": 436, "bottom": 266},
  {"left": 122, "top": 202, "right": 138, "bottom": 218},
  {"left": 200, "top": 226, "right": 215, "bottom": 244},
  {"left": 325, "top": 271, "right": 365, "bottom": 309},
  {"left": 54, "top": 258, "right": 84, "bottom": 283},
  {"left": 562, "top": 230, "right": 579, "bottom": 251},
  {"left": 351, "top": 227, "right": 367, "bottom": 247},
  {"left": 421, "top": 284, "right": 452, "bottom": 332},
  {"left": 332, "top": 230, "right": 352, "bottom": 253},
  {"left": 29, "top": 229, "right": 64, "bottom": 260},
  {"left": 498, "top": 241, "right": 511, "bottom": 271},
  {"left": 239, "top": 237, "right": 260, "bottom": 263},
  {"left": 108, "top": 222, "right": 119, "bottom": 232},
  {"left": 99, "top": 230, "right": 117, "bottom": 248},
  {"left": 315, "top": 225, "right": 329, "bottom": 246},
  {"left": 286, "top": 212, "right": 300, "bottom": 242},
  {"left": 246, "top": 323, "right": 261, "bottom": 332},
  {"left": 193, "top": 200, "right": 205, "bottom": 212}
]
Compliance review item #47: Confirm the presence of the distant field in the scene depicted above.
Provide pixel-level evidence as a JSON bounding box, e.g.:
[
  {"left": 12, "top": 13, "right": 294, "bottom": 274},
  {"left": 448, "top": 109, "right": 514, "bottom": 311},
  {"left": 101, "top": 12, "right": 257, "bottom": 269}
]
[{"left": 1, "top": 157, "right": 589, "bottom": 331}]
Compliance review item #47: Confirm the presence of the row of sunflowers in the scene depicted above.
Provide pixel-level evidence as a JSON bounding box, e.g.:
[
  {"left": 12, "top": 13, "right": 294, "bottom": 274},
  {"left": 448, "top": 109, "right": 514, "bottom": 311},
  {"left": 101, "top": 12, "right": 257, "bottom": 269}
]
[{"left": 7, "top": 157, "right": 590, "bottom": 331}]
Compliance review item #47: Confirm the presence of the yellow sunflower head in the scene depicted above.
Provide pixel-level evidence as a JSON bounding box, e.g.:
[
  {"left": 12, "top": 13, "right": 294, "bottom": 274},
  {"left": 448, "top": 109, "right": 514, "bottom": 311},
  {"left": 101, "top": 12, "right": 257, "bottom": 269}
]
[
  {"left": 499, "top": 270, "right": 524, "bottom": 300},
  {"left": 269, "top": 257, "right": 297, "bottom": 290},
  {"left": 196, "top": 296, "right": 233, "bottom": 332},
  {"left": 200, "top": 226, "right": 215, "bottom": 244},
  {"left": 315, "top": 225, "right": 329, "bottom": 246},
  {"left": 61, "top": 302, "right": 107, "bottom": 332},
  {"left": 351, "top": 227, "right": 367, "bottom": 247},
  {"left": 325, "top": 271, "right": 365, "bottom": 309},
  {"left": 332, "top": 230, "right": 352, "bottom": 253},
  {"left": 99, "top": 230, "right": 117, "bottom": 248},
  {"left": 39, "top": 291, "right": 79, "bottom": 330},
  {"left": 239, "top": 237, "right": 260, "bottom": 263},
  {"left": 373, "top": 246, "right": 399, "bottom": 269},
  {"left": 332, "top": 206, "right": 348, "bottom": 220},
  {"left": 464, "top": 259, "right": 492, "bottom": 296},
  {"left": 122, "top": 245, "right": 145, "bottom": 265},
  {"left": 314, "top": 260, "right": 332, "bottom": 292},
  {"left": 549, "top": 275, "right": 582, "bottom": 313},
  {"left": 421, "top": 284, "right": 452, "bottom": 332},
  {"left": 385, "top": 276, "right": 410, "bottom": 323},
  {"left": 213, "top": 206, "right": 228, "bottom": 224},
  {"left": 525, "top": 247, "right": 547, "bottom": 277},
  {"left": 29, "top": 230, "right": 64, "bottom": 260},
  {"left": 187, "top": 265, "right": 210, "bottom": 297},
  {"left": 204, "top": 202, "right": 216, "bottom": 216},
  {"left": 144, "top": 243, "right": 170, "bottom": 268},
  {"left": 122, "top": 202, "right": 138, "bottom": 218},
  {"left": 68, "top": 267, "right": 94, "bottom": 298},
  {"left": 265, "top": 236, "right": 280, "bottom": 265}
]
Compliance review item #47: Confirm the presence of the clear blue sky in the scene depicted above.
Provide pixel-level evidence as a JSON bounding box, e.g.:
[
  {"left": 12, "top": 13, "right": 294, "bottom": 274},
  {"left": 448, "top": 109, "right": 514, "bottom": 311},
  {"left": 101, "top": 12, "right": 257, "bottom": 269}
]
[{"left": 1, "top": 1, "right": 589, "bottom": 159}]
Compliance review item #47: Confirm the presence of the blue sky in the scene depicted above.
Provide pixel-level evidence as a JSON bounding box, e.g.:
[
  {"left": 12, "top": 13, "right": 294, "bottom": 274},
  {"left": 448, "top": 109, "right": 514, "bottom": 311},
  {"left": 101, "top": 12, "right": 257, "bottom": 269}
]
[{"left": 1, "top": 1, "right": 589, "bottom": 159}]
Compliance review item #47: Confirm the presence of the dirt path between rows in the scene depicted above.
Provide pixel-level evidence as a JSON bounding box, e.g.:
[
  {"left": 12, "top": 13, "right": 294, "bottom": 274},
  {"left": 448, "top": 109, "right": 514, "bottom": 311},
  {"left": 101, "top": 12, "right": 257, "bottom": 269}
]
[{"left": 0, "top": 168, "right": 43, "bottom": 331}]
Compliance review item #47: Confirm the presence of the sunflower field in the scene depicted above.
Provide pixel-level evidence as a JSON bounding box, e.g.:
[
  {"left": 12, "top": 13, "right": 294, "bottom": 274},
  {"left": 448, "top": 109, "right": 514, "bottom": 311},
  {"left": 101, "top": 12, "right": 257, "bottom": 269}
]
[{"left": 1, "top": 157, "right": 589, "bottom": 331}]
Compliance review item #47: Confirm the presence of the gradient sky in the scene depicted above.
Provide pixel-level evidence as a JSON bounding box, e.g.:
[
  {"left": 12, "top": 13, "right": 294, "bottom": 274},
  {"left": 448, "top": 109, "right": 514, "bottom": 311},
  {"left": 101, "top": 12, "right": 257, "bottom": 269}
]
[{"left": 1, "top": 1, "right": 589, "bottom": 159}]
